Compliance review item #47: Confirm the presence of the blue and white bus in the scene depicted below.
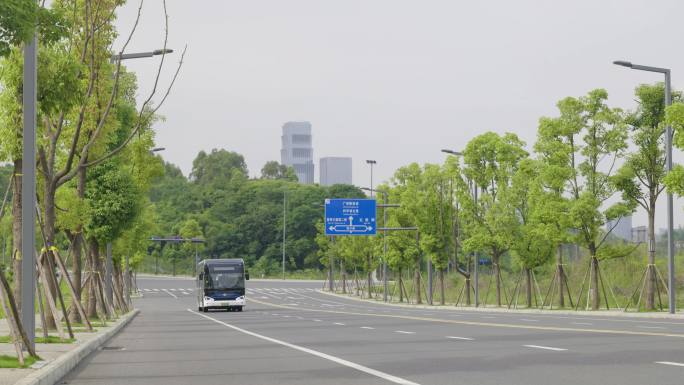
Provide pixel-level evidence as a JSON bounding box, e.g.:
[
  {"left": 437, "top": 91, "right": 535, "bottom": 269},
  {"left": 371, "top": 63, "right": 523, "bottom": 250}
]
[{"left": 197, "top": 259, "right": 249, "bottom": 312}]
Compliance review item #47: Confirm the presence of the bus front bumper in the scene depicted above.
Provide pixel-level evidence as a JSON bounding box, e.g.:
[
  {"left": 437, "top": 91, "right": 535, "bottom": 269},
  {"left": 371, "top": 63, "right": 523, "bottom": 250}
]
[{"left": 203, "top": 296, "right": 245, "bottom": 308}]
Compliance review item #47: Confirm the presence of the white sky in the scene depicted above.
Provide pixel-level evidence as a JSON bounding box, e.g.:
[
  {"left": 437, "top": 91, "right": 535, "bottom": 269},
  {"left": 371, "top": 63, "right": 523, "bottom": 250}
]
[{"left": 114, "top": 0, "right": 684, "bottom": 228}]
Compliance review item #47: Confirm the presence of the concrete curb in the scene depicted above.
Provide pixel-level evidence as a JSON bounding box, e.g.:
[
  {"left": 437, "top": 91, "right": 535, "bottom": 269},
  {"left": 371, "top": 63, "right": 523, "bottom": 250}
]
[
  {"left": 14, "top": 309, "right": 140, "bottom": 385},
  {"left": 317, "top": 290, "right": 684, "bottom": 320}
]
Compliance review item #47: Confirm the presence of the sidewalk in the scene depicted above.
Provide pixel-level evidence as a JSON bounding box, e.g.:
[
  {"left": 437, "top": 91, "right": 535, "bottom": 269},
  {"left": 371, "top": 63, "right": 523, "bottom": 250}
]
[
  {"left": 0, "top": 310, "right": 138, "bottom": 385},
  {"left": 318, "top": 290, "right": 684, "bottom": 320}
]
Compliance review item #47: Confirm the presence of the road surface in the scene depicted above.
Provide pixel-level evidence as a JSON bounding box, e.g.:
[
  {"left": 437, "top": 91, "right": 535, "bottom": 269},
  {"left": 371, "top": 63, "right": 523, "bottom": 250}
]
[{"left": 60, "top": 277, "right": 684, "bottom": 385}]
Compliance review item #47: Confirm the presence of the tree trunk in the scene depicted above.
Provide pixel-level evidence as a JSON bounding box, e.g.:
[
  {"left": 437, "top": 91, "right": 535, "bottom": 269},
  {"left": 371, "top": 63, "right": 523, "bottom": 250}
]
[
  {"left": 11, "top": 159, "right": 22, "bottom": 310},
  {"left": 439, "top": 269, "right": 445, "bottom": 305},
  {"left": 398, "top": 269, "right": 403, "bottom": 303},
  {"left": 525, "top": 268, "right": 532, "bottom": 308},
  {"left": 42, "top": 183, "right": 59, "bottom": 330},
  {"left": 67, "top": 234, "right": 83, "bottom": 323},
  {"left": 646, "top": 204, "right": 656, "bottom": 310},
  {"left": 591, "top": 255, "right": 600, "bottom": 310},
  {"left": 86, "top": 238, "right": 100, "bottom": 319},
  {"left": 366, "top": 254, "right": 372, "bottom": 299},
  {"left": 340, "top": 260, "right": 346, "bottom": 294},
  {"left": 68, "top": 167, "right": 87, "bottom": 323},
  {"left": 557, "top": 245, "right": 565, "bottom": 308},
  {"left": 465, "top": 275, "right": 471, "bottom": 306},
  {"left": 415, "top": 258, "right": 422, "bottom": 304},
  {"left": 494, "top": 255, "right": 502, "bottom": 307}
]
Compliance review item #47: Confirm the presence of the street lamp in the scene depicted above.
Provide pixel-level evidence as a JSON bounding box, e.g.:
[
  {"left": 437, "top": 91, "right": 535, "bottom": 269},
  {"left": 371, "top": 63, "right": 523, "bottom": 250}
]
[
  {"left": 366, "top": 160, "right": 377, "bottom": 198},
  {"left": 110, "top": 48, "right": 174, "bottom": 62},
  {"left": 151, "top": 147, "right": 165, "bottom": 153},
  {"left": 442, "top": 148, "right": 479, "bottom": 307},
  {"left": 613, "top": 60, "right": 676, "bottom": 314}
]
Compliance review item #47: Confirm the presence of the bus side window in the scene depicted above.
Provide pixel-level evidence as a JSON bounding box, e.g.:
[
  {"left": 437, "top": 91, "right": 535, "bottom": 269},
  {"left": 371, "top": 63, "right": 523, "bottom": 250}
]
[{"left": 198, "top": 272, "right": 203, "bottom": 280}]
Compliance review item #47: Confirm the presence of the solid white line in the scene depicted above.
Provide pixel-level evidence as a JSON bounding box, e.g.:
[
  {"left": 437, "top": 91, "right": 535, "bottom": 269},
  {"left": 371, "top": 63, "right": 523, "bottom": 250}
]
[
  {"left": 187, "top": 309, "right": 420, "bottom": 385},
  {"left": 395, "top": 330, "right": 415, "bottom": 334},
  {"left": 313, "top": 319, "right": 322, "bottom": 322},
  {"left": 169, "top": 288, "right": 177, "bottom": 291},
  {"left": 360, "top": 326, "right": 375, "bottom": 330},
  {"left": 152, "top": 288, "right": 160, "bottom": 292},
  {"left": 520, "top": 319, "right": 539, "bottom": 322},
  {"left": 162, "top": 289, "right": 178, "bottom": 299},
  {"left": 523, "top": 345, "right": 567, "bottom": 351},
  {"left": 572, "top": 322, "right": 593, "bottom": 326},
  {"left": 655, "top": 361, "right": 684, "bottom": 367},
  {"left": 334, "top": 322, "right": 346, "bottom": 326},
  {"left": 446, "top": 336, "right": 474, "bottom": 341},
  {"left": 638, "top": 326, "right": 666, "bottom": 330}
]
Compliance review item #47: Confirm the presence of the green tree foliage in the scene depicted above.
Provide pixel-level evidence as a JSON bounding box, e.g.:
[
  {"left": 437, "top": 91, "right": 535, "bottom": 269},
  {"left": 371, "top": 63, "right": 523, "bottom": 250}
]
[
  {"left": 0, "top": 0, "right": 66, "bottom": 57},
  {"left": 85, "top": 162, "right": 141, "bottom": 243},
  {"left": 190, "top": 149, "right": 248, "bottom": 185},
  {"left": 261, "top": 161, "right": 297, "bottom": 181}
]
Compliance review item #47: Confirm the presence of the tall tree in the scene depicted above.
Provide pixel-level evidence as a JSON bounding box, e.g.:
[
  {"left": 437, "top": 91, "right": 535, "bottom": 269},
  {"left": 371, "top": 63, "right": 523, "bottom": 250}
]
[
  {"left": 510, "top": 159, "right": 555, "bottom": 307},
  {"left": 460, "top": 132, "right": 528, "bottom": 306},
  {"left": 537, "top": 89, "right": 632, "bottom": 310},
  {"left": 612, "top": 83, "right": 679, "bottom": 310}
]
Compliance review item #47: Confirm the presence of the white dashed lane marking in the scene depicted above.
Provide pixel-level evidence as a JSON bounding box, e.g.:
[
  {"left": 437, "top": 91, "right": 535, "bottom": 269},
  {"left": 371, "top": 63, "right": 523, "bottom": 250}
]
[
  {"left": 523, "top": 345, "right": 567, "bottom": 351},
  {"left": 656, "top": 361, "right": 684, "bottom": 367}
]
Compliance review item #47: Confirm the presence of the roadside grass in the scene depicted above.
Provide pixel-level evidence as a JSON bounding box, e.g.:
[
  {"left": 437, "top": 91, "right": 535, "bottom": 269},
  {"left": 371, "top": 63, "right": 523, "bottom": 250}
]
[
  {"left": 0, "top": 335, "right": 75, "bottom": 344},
  {"left": 331, "top": 251, "right": 684, "bottom": 311},
  {"left": 0, "top": 354, "right": 39, "bottom": 368}
]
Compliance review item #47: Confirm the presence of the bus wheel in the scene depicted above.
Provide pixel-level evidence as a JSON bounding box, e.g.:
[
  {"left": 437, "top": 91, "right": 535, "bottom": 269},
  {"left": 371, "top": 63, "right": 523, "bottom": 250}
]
[
  {"left": 198, "top": 306, "right": 203, "bottom": 312},
  {"left": 237, "top": 306, "right": 243, "bottom": 312},
  {"left": 202, "top": 307, "right": 208, "bottom": 313}
]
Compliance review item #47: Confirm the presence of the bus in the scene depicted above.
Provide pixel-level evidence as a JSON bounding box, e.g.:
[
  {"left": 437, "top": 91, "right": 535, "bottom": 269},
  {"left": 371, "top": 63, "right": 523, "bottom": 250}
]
[{"left": 197, "top": 258, "right": 249, "bottom": 312}]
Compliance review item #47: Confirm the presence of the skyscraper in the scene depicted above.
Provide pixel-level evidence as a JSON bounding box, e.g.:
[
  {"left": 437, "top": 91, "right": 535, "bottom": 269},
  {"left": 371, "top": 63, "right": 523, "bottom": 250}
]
[
  {"left": 606, "top": 215, "right": 632, "bottom": 242},
  {"left": 280, "top": 121, "right": 314, "bottom": 184},
  {"left": 320, "top": 157, "right": 352, "bottom": 186}
]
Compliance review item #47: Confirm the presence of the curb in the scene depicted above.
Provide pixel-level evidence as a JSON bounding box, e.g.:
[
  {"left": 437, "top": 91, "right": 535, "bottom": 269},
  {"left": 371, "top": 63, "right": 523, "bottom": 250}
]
[
  {"left": 15, "top": 309, "right": 140, "bottom": 385},
  {"left": 316, "top": 290, "right": 684, "bottom": 320}
]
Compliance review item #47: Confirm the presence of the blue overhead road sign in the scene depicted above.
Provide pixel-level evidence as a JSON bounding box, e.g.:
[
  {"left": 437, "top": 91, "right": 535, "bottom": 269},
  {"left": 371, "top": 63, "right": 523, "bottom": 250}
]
[{"left": 325, "top": 199, "right": 376, "bottom": 236}]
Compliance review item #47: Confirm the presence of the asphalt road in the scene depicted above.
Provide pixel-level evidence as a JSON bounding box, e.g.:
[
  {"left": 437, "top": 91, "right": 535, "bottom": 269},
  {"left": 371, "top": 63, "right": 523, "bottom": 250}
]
[{"left": 60, "top": 277, "right": 684, "bottom": 385}]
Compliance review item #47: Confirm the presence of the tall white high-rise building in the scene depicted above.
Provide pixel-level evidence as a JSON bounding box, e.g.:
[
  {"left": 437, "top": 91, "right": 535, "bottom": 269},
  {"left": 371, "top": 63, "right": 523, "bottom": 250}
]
[
  {"left": 280, "top": 121, "right": 314, "bottom": 184},
  {"left": 606, "top": 215, "right": 632, "bottom": 242},
  {"left": 320, "top": 157, "right": 352, "bottom": 186}
]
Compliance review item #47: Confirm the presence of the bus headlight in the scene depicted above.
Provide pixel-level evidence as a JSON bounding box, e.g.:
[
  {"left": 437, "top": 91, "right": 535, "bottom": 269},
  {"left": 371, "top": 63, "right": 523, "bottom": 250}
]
[{"left": 204, "top": 296, "right": 213, "bottom": 302}]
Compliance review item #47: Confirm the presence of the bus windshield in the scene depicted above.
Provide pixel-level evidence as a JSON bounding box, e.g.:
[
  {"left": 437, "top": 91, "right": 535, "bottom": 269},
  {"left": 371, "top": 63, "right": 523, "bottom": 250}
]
[{"left": 204, "top": 264, "right": 244, "bottom": 290}]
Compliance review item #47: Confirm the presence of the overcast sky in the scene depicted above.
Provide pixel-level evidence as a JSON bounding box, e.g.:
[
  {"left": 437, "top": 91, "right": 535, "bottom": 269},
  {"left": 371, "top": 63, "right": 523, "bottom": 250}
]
[{"left": 114, "top": 0, "right": 684, "bottom": 228}]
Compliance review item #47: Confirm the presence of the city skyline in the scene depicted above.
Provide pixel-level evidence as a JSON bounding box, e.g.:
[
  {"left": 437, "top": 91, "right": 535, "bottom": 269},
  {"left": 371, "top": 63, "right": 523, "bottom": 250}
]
[{"left": 114, "top": 0, "right": 684, "bottom": 228}]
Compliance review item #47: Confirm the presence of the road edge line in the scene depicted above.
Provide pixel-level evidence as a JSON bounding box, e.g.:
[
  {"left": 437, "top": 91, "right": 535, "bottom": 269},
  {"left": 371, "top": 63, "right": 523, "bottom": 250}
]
[
  {"left": 186, "top": 309, "right": 420, "bottom": 385},
  {"left": 15, "top": 309, "right": 140, "bottom": 385}
]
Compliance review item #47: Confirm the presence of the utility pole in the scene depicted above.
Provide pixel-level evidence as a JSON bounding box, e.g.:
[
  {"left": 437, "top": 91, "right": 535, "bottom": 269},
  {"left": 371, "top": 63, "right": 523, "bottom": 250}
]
[
  {"left": 21, "top": 33, "right": 38, "bottom": 351},
  {"left": 282, "top": 191, "right": 286, "bottom": 280}
]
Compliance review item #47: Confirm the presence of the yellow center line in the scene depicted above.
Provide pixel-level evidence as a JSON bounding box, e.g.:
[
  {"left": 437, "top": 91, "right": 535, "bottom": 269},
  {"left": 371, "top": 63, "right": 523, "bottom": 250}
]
[{"left": 249, "top": 298, "right": 684, "bottom": 339}]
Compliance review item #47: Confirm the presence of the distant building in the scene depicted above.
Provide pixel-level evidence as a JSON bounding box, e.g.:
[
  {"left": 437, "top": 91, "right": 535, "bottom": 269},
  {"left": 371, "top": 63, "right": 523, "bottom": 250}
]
[
  {"left": 280, "top": 122, "right": 314, "bottom": 184},
  {"left": 631, "top": 226, "right": 648, "bottom": 244},
  {"left": 319, "top": 157, "right": 352, "bottom": 186},
  {"left": 606, "top": 215, "right": 632, "bottom": 242}
]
